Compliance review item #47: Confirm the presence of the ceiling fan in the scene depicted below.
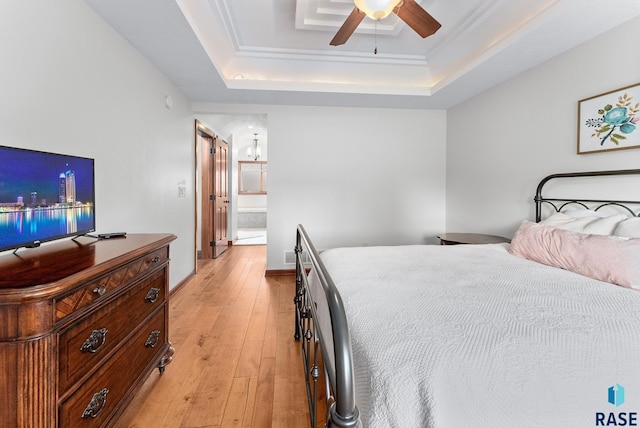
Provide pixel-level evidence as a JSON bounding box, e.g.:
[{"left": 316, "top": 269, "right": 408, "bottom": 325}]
[{"left": 330, "top": 0, "right": 441, "bottom": 46}]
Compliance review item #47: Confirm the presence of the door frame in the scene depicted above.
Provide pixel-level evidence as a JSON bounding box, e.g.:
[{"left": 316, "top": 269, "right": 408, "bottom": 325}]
[
  {"left": 194, "top": 120, "right": 230, "bottom": 269},
  {"left": 195, "top": 120, "right": 213, "bottom": 264}
]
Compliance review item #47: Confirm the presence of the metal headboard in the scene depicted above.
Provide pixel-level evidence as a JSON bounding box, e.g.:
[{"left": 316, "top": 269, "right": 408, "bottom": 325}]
[{"left": 534, "top": 169, "right": 640, "bottom": 222}]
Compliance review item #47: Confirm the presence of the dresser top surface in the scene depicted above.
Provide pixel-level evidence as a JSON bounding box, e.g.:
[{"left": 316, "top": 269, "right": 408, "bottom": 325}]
[{"left": 0, "top": 233, "right": 176, "bottom": 290}]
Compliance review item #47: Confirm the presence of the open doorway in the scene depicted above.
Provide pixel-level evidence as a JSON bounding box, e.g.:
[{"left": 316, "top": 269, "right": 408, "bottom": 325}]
[
  {"left": 236, "top": 156, "right": 267, "bottom": 245},
  {"left": 194, "top": 120, "right": 229, "bottom": 266},
  {"left": 194, "top": 115, "right": 267, "bottom": 259}
]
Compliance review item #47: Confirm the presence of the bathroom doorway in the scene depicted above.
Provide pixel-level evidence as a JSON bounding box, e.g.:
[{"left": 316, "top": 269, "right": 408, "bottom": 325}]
[
  {"left": 194, "top": 114, "right": 268, "bottom": 254},
  {"left": 236, "top": 138, "right": 267, "bottom": 245}
]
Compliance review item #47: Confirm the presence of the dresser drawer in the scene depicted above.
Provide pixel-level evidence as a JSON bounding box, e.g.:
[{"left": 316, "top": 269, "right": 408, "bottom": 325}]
[
  {"left": 54, "top": 246, "right": 169, "bottom": 322},
  {"left": 58, "top": 306, "right": 167, "bottom": 428},
  {"left": 58, "top": 268, "right": 167, "bottom": 393}
]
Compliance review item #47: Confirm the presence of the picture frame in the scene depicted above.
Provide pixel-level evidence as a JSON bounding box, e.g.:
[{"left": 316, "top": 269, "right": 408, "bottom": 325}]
[{"left": 577, "top": 82, "right": 640, "bottom": 154}]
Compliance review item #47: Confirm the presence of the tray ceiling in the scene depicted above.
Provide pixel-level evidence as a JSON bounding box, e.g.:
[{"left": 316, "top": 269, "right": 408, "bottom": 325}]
[{"left": 86, "top": 0, "right": 640, "bottom": 109}]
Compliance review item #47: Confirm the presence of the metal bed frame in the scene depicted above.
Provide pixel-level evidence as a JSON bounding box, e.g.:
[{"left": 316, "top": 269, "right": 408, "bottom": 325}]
[
  {"left": 295, "top": 169, "right": 640, "bottom": 428},
  {"left": 294, "top": 224, "right": 360, "bottom": 428},
  {"left": 535, "top": 169, "right": 640, "bottom": 221}
]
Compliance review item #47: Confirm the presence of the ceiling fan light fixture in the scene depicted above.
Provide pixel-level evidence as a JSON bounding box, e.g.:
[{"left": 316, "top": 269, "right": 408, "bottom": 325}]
[
  {"left": 354, "top": 0, "right": 402, "bottom": 20},
  {"left": 331, "top": 0, "right": 439, "bottom": 46}
]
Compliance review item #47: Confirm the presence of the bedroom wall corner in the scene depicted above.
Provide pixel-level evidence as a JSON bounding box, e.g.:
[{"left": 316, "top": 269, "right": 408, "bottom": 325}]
[{"left": 445, "top": 15, "right": 640, "bottom": 239}]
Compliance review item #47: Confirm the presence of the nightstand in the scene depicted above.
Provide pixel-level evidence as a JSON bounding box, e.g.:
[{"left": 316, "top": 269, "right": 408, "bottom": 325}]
[{"left": 437, "top": 233, "right": 511, "bottom": 245}]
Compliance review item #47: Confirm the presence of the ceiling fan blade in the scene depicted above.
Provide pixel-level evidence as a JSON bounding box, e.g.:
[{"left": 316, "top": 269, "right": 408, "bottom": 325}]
[
  {"left": 394, "top": 0, "right": 441, "bottom": 38},
  {"left": 330, "top": 7, "right": 366, "bottom": 46}
]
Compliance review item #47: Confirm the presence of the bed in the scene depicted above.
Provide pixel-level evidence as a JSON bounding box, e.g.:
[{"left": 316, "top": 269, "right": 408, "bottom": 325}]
[{"left": 293, "top": 169, "right": 640, "bottom": 428}]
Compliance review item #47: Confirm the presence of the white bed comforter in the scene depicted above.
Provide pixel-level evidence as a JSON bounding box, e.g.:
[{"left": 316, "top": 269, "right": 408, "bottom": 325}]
[{"left": 315, "top": 243, "right": 640, "bottom": 428}]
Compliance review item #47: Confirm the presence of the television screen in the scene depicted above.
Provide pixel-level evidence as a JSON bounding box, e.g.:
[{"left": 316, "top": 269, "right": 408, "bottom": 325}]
[{"left": 0, "top": 145, "right": 95, "bottom": 252}]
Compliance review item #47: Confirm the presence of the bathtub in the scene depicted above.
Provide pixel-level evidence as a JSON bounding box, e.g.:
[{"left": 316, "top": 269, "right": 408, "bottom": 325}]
[{"left": 237, "top": 207, "right": 267, "bottom": 228}]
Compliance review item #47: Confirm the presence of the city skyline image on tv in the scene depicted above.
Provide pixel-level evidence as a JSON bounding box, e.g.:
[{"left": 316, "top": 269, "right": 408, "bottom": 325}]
[{"left": 0, "top": 145, "right": 96, "bottom": 252}]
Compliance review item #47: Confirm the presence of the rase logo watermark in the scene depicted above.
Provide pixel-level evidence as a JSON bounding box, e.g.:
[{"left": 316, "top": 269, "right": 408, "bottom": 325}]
[
  {"left": 610, "top": 384, "right": 626, "bottom": 408},
  {"left": 596, "top": 384, "right": 638, "bottom": 426}
]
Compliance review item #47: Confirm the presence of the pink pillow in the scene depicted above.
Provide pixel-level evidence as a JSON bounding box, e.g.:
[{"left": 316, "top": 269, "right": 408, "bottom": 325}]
[{"left": 509, "top": 221, "right": 640, "bottom": 289}]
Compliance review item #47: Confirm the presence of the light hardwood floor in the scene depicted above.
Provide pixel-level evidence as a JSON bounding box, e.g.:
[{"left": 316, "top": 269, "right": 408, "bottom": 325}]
[{"left": 113, "top": 245, "right": 310, "bottom": 428}]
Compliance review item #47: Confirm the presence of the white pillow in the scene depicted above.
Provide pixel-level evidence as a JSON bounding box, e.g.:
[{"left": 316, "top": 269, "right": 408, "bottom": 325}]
[
  {"left": 541, "top": 212, "right": 627, "bottom": 235},
  {"left": 614, "top": 217, "right": 640, "bottom": 238},
  {"left": 562, "top": 209, "right": 608, "bottom": 218}
]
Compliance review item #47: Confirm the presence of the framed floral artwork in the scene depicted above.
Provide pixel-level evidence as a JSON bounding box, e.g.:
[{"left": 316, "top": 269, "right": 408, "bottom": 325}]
[{"left": 578, "top": 82, "right": 640, "bottom": 154}]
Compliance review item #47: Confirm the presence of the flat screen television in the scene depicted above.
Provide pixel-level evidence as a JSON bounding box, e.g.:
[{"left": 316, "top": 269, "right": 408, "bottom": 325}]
[{"left": 0, "top": 145, "right": 95, "bottom": 252}]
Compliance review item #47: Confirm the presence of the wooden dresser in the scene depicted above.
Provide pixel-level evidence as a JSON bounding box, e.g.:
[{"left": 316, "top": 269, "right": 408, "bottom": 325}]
[{"left": 0, "top": 233, "right": 176, "bottom": 427}]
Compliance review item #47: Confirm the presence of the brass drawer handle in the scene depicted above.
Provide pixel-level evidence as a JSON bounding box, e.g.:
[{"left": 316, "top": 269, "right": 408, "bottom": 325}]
[
  {"left": 80, "top": 328, "right": 108, "bottom": 353},
  {"left": 93, "top": 285, "right": 106, "bottom": 296},
  {"left": 145, "top": 330, "right": 161, "bottom": 348},
  {"left": 144, "top": 287, "right": 160, "bottom": 304},
  {"left": 151, "top": 256, "right": 160, "bottom": 264},
  {"left": 81, "top": 388, "right": 109, "bottom": 419}
]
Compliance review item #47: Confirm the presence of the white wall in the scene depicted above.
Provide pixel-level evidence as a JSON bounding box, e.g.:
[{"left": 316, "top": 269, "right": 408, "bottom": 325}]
[
  {"left": 446, "top": 16, "right": 640, "bottom": 238},
  {"left": 197, "top": 105, "right": 447, "bottom": 270},
  {"left": 0, "top": 1, "right": 195, "bottom": 288}
]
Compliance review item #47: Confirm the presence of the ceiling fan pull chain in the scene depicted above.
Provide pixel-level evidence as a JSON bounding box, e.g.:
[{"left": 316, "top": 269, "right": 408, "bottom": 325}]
[{"left": 374, "top": 19, "right": 378, "bottom": 54}]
